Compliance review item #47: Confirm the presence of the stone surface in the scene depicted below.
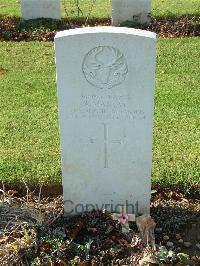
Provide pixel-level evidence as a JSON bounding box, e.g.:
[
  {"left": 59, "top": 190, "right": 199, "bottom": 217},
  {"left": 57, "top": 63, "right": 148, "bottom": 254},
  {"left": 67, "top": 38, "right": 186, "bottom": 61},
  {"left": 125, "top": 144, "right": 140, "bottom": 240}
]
[
  {"left": 176, "top": 233, "right": 181, "bottom": 240},
  {"left": 183, "top": 241, "right": 192, "bottom": 248},
  {"left": 166, "top": 241, "right": 174, "bottom": 248},
  {"left": 20, "top": 0, "right": 61, "bottom": 20},
  {"left": 54, "top": 27, "right": 156, "bottom": 215},
  {"left": 196, "top": 243, "right": 200, "bottom": 249},
  {"left": 112, "top": 0, "right": 151, "bottom": 26},
  {"left": 163, "top": 235, "right": 170, "bottom": 241},
  {"left": 155, "top": 227, "right": 162, "bottom": 233}
]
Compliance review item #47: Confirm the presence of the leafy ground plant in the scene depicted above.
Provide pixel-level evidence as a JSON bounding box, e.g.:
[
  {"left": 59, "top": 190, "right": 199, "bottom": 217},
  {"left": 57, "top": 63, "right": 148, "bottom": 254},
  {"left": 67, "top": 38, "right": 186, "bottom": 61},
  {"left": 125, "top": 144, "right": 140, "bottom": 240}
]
[{"left": 156, "top": 246, "right": 194, "bottom": 265}]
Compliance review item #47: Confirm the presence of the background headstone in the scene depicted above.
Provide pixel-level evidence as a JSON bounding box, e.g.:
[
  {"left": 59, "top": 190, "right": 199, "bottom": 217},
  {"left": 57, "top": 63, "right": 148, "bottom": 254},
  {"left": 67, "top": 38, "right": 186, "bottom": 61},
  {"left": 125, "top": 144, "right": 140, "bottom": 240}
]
[
  {"left": 55, "top": 27, "right": 156, "bottom": 215},
  {"left": 20, "top": 0, "right": 61, "bottom": 20},
  {"left": 112, "top": 0, "right": 151, "bottom": 26}
]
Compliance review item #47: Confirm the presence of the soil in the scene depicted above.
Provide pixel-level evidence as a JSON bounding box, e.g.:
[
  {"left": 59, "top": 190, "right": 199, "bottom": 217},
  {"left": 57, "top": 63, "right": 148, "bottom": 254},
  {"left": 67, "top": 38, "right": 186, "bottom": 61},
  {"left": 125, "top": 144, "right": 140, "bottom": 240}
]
[
  {"left": 0, "top": 188, "right": 199, "bottom": 265},
  {"left": 0, "top": 15, "right": 199, "bottom": 42}
]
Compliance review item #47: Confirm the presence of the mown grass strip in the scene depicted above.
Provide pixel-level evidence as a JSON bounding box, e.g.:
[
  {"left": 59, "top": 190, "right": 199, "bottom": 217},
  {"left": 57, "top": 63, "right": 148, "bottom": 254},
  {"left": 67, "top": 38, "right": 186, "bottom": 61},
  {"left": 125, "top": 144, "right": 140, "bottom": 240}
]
[{"left": 0, "top": 0, "right": 200, "bottom": 18}]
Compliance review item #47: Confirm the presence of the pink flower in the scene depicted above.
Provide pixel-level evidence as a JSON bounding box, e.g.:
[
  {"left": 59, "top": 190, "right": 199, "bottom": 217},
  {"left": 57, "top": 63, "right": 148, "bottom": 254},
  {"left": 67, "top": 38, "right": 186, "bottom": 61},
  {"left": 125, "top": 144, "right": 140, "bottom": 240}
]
[{"left": 118, "top": 214, "right": 128, "bottom": 224}]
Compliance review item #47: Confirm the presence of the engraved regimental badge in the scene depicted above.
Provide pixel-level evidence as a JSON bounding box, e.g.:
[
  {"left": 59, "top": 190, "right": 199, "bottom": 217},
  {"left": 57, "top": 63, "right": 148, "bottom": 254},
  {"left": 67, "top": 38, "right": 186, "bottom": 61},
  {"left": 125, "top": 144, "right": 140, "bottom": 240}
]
[{"left": 82, "top": 46, "right": 128, "bottom": 89}]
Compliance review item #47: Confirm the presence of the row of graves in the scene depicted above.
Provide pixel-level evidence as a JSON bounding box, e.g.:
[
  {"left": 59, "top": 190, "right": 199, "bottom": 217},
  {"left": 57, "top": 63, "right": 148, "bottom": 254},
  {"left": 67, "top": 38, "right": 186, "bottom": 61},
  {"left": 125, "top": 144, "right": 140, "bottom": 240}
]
[{"left": 20, "top": 0, "right": 151, "bottom": 25}]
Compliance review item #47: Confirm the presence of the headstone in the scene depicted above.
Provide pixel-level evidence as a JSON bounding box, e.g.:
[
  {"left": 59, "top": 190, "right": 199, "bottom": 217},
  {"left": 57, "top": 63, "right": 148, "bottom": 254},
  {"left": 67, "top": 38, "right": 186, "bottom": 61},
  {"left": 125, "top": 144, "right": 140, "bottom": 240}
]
[
  {"left": 20, "top": 0, "right": 61, "bottom": 20},
  {"left": 54, "top": 27, "right": 156, "bottom": 215},
  {"left": 112, "top": 0, "right": 151, "bottom": 26}
]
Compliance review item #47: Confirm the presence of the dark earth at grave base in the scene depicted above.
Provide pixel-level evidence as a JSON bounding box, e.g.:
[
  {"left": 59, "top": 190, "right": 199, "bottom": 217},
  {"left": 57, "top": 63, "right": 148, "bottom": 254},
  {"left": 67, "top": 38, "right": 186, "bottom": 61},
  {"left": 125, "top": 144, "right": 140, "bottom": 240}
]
[
  {"left": 0, "top": 15, "right": 199, "bottom": 42},
  {"left": 0, "top": 188, "right": 199, "bottom": 266}
]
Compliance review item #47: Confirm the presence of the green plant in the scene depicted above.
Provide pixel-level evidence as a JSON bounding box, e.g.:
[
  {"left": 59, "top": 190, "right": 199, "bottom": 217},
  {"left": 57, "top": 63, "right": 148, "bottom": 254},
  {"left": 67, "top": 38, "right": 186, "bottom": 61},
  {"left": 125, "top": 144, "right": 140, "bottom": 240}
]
[
  {"left": 156, "top": 246, "right": 176, "bottom": 264},
  {"left": 68, "top": 239, "right": 93, "bottom": 258},
  {"left": 156, "top": 246, "right": 195, "bottom": 265},
  {"left": 177, "top": 253, "right": 194, "bottom": 265}
]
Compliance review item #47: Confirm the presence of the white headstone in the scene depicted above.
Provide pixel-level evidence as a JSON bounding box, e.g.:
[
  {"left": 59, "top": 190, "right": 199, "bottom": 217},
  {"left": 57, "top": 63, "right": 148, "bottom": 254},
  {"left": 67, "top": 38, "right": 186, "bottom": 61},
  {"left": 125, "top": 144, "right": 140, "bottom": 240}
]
[
  {"left": 55, "top": 27, "right": 156, "bottom": 215},
  {"left": 20, "top": 0, "right": 61, "bottom": 20},
  {"left": 112, "top": 0, "right": 151, "bottom": 26}
]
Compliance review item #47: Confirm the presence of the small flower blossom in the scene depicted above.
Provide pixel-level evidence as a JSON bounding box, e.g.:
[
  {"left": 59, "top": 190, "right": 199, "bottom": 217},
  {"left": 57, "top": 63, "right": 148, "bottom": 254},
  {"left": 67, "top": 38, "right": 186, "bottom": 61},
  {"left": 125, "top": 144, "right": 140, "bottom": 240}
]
[{"left": 118, "top": 214, "right": 128, "bottom": 224}]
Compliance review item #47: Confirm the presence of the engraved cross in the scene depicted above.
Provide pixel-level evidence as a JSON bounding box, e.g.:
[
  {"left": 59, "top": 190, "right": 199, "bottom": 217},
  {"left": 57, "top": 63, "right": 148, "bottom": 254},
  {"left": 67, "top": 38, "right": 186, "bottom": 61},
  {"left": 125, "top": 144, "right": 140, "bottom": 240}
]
[
  {"left": 88, "top": 124, "right": 122, "bottom": 168},
  {"left": 103, "top": 123, "right": 121, "bottom": 168}
]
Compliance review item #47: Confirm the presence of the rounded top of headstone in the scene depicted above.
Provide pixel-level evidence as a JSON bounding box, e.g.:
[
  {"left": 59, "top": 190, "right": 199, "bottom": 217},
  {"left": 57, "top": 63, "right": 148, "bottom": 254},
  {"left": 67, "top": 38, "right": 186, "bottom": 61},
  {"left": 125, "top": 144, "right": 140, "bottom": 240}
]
[{"left": 55, "top": 27, "right": 156, "bottom": 40}]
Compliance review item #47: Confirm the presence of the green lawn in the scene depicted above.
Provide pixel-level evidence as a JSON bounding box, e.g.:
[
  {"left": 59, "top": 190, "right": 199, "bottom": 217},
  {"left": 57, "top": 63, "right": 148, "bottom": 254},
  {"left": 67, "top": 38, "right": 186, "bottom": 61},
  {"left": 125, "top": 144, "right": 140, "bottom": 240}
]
[
  {"left": 0, "top": 38, "right": 199, "bottom": 193},
  {"left": 0, "top": 42, "right": 60, "bottom": 185},
  {"left": 152, "top": 0, "right": 200, "bottom": 17},
  {"left": 154, "top": 38, "right": 200, "bottom": 193},
  {"left": 0, "top": 0, "right": 200, "bottom": 18}
]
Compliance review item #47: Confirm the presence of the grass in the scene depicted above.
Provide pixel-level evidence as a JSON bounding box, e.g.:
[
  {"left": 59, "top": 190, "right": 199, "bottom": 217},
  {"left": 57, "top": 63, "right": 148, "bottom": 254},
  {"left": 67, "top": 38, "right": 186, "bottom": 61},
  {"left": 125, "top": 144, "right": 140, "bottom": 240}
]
[
  {"left": 0, "top": 42, "right": 60, "bottom": 185},
  {"left": 0, "top": 0, "right": 111, "bottom": 18},
  {"left": 0, "top": 38, "right": 199, "bottom": 194},
  {"left": 153, "top": 38, "right": 200, "bottom": 193},
  {"left": 0, "top": 0, "right": 200, "bottom": 18},
  {"left": 152, "top": 0, "right": 200, "bottom": 17}
]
